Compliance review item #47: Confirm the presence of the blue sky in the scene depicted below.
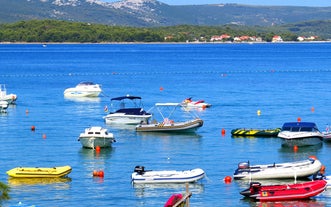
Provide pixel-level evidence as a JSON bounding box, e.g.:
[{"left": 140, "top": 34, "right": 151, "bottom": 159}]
[{"left": 104, "top": 0, "right": 331, "bottom": 7}]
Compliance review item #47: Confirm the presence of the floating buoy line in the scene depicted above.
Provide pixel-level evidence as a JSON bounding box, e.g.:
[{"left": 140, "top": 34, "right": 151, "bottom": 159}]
[{"left": 1, "top": 69, "right": 331, "bottom": 78}]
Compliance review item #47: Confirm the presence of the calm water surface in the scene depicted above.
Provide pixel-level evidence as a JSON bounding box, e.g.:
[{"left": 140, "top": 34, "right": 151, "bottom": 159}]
[{"left": 1, "top": 43, "right": 331, "bottom": 206}]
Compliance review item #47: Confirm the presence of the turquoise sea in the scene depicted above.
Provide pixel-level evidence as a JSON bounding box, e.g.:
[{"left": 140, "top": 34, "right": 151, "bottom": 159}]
[{"left": 1, "top": 43, "right": 331, "bottom": 207}]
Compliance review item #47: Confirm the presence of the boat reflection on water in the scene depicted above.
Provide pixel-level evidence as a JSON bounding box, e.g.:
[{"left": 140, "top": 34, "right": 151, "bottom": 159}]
[
  {"left": 138, "top": 131, "right": 202, "bottom": 139},
  {"left": 278, "top": 143, "right": 323, "bottom": 155},
  {"left": 257, "top": 200, "right": 326, "bottom": 207},
  {"left": 64, "top": 96, "right": 101, "bottom": 103},
  {"left": 133, "top": 183, "right": 204, "bottom": 198},
  {"left": 78, "top": 147, "right": 114, "bottom": 160},
  {"left": 8, "top": 177, "right": 72, "bottom": 186}
]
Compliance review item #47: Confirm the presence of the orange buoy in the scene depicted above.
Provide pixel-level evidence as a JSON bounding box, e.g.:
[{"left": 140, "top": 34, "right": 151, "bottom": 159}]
[
  {"left": 311, "top": 107, "right": 315, "bottom": 112},
  {"left": 224, "top": 176, "right": 232, "bottom": 183},
  {"left": 31, "top": 126, "right": 36, "bottom": 131},
  {"left": 42, "top": 134, "right": 46, "bottom": 139},
  {"left": 160, "top": 86, "right": 164, "bottom": 91},
  {"left": 93, "top": 170, "right": 98, "bottom": 176},
  {"left": 221, "top": 128, "right": 226, "bottom": 136},
  {"left": 297, "top": 117, "right": 301, "bottom": 122},
  {"left": 95, "top": 146, "right": 101, "bottom": 152},
  {"left": 293, "top": 145, "right": 298, "bottom": 152}
]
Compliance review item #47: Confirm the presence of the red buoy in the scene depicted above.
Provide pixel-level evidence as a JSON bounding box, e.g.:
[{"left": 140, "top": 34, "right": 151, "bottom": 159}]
[
  {"left": 98, "top": 170, "right": 104, "bottom": 177},
  {"left": 297, "top": 117, "right": 301, "bottom": 122},
  {"left": 221, "top": 128, "right": 226, "bottom": 136},
  {"left": 31, "top": 126, "right": 36, "bottom": 131},
  {"left": 224, "top": 176, "right": 232, "bottom": 183},
  {"left": 293, "top": 145, "right": 298, "bottom": 152},
  {"left": 95, "top": 146, "right": 101, "bottom": 152}
]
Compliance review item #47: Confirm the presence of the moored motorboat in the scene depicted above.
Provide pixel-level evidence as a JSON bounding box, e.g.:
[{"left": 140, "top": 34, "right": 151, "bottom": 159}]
[
  {"left": 103, "top": 95, "right": 152, "bottom": 125},
  {"left": 181, "top": 97, "right": 211, "bottom": 109},
  {"left": 78, "top": 126, "right": 115, "bottom": 148},
  {"left": 135, "top": 103, "right": 203, "bottom": 133},
  {"left": 240, "top": 180, "right": 327, "bottom": 201},
  {"left": 231, "top": 128, "right": 281, "bottom": 137},
  {"left": 233, "top": 157, "right": 322, "bottom": 180},
  {"left": 6, "top": 166, "right": 72, "bottom": 178},
  {"left": 63, "top": 82, "right": 102, "bottom": 97},
  {"left": 131, "top": 166, "right": 205, "bottom": 184},
  {"left": 0, "top": 84, "right": 17, "bottom": 104},
  {"left": 278, "top": 122, "right": 323, "bottom": 147}
]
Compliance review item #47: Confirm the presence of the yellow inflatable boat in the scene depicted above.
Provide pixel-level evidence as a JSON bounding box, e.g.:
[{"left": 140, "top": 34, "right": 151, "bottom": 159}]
[{"left": 6, "top": 165, "right": 72, "bottom": 178}]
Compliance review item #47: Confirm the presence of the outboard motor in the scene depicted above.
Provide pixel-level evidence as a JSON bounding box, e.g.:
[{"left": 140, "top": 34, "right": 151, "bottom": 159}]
[{"left": 134, "top": 166, "right": 145, "bottom": 175}]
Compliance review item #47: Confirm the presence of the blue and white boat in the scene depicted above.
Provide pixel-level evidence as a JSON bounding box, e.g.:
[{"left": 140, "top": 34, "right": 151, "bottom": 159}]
[
  {"left": 131, "top": 166, "right": 205, "bottom": 184},
  {"left": 103, "top": 95, "right": 152, "bottom": 125},
  {"left": 64, "top": 82, "right": 102, "bottom": 97},
  {"left": 278, "top": 122, "right": 323, "bottom": 147}
]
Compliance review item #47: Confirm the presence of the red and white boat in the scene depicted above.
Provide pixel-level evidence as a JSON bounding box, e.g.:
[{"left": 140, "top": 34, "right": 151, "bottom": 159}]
[
  {"left": 240, "top": 180, "right": 327, "bottom": 201},
  {"left": 181, "top": 97, "right": 211, "bottom": 109}
]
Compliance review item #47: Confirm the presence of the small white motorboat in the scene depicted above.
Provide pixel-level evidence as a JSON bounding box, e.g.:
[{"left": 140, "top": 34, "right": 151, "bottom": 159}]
[
  {"left": 0, "top": 84, "right": 17, "bottom": 104},
  {"left": 131, "top": 166, "right": 205, "bottom": 184},
  {"left": 103, "top": 95, "right": 152, "bottom": 125},
  {"left": 278, "top": 122, "right": 323, "bottom": 147},
  {"left": 181, "top": 97, "right": 211, "bottom": 109},
  {"left": 78, "top": 126, "right": 115, "bottom": 148},
  {"left": 135, "top": 103, "right": 203, "bottom": 133},
  {"left": 233, "top": 157, "right": 322, "bottom": 180},
  {"left": 64, "top": 82, "right": 102, "bottom": 97}
]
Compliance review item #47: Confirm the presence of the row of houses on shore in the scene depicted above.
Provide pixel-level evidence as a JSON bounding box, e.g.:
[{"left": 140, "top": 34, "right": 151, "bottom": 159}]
[{"left": 210, "top": 34, "right": 319, "bottom": 42}]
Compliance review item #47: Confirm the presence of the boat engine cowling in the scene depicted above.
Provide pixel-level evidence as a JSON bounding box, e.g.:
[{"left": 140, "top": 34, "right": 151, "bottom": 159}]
[{"left": 134, "top": 166, "right": 145, "bottom": 175}]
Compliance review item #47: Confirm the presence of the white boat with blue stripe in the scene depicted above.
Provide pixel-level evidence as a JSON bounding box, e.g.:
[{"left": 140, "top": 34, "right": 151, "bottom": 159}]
[{"left": 131, "top": 166, "right": 205, "bottom": 184}]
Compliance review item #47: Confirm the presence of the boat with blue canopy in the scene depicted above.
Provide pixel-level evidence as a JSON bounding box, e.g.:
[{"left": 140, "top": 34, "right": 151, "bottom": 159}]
[
  {"left": 278, "top": 122, "right": 323, "bottom": 147},
  {"left": 103, "top": 95, "right": 152, "bottom": 125}
]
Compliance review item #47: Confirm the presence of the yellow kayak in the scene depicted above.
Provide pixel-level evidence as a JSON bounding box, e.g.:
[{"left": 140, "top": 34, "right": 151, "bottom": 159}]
[{"left": 6, "top": 165, "right": 72, "bottom": 178}]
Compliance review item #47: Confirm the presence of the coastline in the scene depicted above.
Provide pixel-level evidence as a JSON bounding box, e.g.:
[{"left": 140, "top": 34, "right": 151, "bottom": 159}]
[{"left": 1, "top": 41, "right": 331, "bottom": 45}]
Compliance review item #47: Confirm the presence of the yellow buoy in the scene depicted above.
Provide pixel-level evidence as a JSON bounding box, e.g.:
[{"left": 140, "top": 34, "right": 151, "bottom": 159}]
[{"left": 257, "top": 110, "right": 261, "bottom": 116}]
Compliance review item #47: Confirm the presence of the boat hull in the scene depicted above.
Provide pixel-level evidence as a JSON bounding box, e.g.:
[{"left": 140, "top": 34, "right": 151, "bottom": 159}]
[
  {"left": 280, "top": 136, "right": 323, "bottom": 147},
  {"left": 6, "top": 166, "right": 72, "bottom": 178},
  {"left": 78, "top": 137, "right": 115, "bottom": 148},
  {"left": 104, "top": 113, "right": 152, "bottom": 125},
  {"left": 233, "top": 158, "right": 322, "bottom": 180},
  {"left": 131, "top": 168, "right": 205, "bottom": 184},
  {"left": 64, "top": 90, "right": 101, "bottom": 97},
  {"left": 240, "top": 180, "right": 327, "bottom": 201}
]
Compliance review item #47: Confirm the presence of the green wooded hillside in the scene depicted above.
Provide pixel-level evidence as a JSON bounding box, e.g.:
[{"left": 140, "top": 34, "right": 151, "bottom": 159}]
[{"left": 0, "top": 20, "right": 328, "bottom": 43}]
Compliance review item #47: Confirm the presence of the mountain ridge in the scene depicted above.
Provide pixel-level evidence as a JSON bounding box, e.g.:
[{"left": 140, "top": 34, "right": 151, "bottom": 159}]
[{"left": 1, "top": 0, "right": 331, "bottom": 27}]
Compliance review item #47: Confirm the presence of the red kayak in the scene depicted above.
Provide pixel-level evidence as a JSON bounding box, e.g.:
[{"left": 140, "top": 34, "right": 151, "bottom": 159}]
[{"left": 240, "top": 180, "right": 327, "bottom": 201}]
